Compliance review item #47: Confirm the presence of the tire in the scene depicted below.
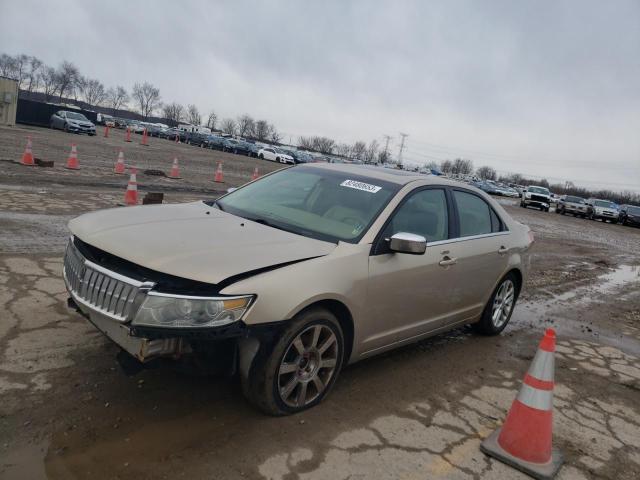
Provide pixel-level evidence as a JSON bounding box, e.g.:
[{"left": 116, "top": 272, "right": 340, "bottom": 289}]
[
  {"left": 63, "top": 123, "right": 69, "bottom": 133},
  {"left": 555, "top": 208, "right": 560, "bottom": 214},
  {"left": 242, "top": 307, "right": 344, "bottom": 416},
  {"left": 276, "top": 157, "right": 281, "bottom": 163},
  {"left": 259, "top": 153, "right": 264, "bottom": 159},
  {"left": 473, "top": 272, "right": 519, "bottom": 335}
]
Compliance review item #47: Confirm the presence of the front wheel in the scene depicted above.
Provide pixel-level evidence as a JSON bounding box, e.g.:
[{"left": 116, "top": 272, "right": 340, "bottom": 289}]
[
  {"left": 242, "top": 308, "right": 344, "bottom": 415},
  {"left": 473, "top": 273, "right": 519, "bottom": 335}
]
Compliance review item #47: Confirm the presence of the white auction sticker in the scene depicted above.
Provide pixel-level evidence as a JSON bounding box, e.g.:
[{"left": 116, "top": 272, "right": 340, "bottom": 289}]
[{"left": 340, "top": 179, "right": 382, "bottom": 193}]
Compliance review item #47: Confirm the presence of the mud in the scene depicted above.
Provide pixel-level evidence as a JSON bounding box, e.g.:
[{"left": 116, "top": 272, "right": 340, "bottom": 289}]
[{"left": 1, "top": 125, "right": 640, "bottom": 479}]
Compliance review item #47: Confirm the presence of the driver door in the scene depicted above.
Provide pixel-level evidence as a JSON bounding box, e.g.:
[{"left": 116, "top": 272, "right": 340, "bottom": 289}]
[{"left": 362, "top": 187, "right": 456, "bottom": 355}]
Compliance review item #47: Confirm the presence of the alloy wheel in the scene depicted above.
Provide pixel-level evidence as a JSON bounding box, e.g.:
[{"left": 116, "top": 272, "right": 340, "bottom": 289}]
[
  {"left": 278, "top": 324, "right": 339, "bottom": 408},
  {"left": 491, "top": 279, "right": 515, "bottom": 329}
]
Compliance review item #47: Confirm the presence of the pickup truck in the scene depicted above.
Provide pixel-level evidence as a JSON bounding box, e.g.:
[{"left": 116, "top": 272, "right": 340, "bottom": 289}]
[
  {"left": 555, "top": 195, "right": 587, "bottom": 217},
  {"left": 520, "top": 186, "right": 551, "bottom": 211}
]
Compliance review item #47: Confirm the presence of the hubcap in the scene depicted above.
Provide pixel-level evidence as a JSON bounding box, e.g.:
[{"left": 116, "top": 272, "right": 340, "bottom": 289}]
[
  {"left": 278, "top": 324, "right": 339, "bottom": 408},
  {"left": 491, "top": 279, "right": 515, "bottom": 328}
]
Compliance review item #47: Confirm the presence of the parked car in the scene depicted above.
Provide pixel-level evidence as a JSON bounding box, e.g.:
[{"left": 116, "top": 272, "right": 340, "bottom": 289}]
[
  {"left": 618, "top": 204, "right": 640, "bottom": 227},
  {"left": 520, "top": 186, "right": 551, "bottom": 211},
  {"left": 585, "top": 199, "right": 619, "bottom": 222},
  {"left": 258, "top": 147, "right": 295, "bottom": 164},
  {"left": 147, "top": 125, "right": 168, "bottom": 137},
  {"left": 96, "top": 113, "right": 116, "bottom": 127},
  {"left": 246, "top": 142, "right": 262, "bottom": 157},
  {"left": 472, "top": 181, "right": 500, "bottom": 195},
  {"left": 63, "top": 164, "right": 532, "bottom": 415},
  {"left": 223, "top": 138, "right": 252, "bottom": 154},
  {"left": 206, "top": 135, "right": 226, "bottom": 150},
  {"left": 50, "top": 111, "right": 96, "bottom": 135},
  {"left": 186, "top": 132, "right": 211, "bottom": 147},
  {"left": 556, "top": 195, "right": 587, "bottom": 217}
]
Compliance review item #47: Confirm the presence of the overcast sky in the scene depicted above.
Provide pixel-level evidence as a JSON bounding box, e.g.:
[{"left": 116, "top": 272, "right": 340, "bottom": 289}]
[{"left": 2, "top": 0, "right": 639, "bottom": 191}]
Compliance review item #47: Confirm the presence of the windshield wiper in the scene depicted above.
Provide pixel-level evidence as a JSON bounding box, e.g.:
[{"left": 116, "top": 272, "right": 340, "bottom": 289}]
[{"left": 249, "top": 217, "right": 300, "bottom": 235}]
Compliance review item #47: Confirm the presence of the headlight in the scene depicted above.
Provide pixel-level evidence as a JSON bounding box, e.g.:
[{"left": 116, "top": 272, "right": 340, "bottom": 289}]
[
  {"left": 525, "top": 192, "right": 531, "bottom": 198},
  {"left": 132, "top": 293, "right": 254, "bottom": 328}
]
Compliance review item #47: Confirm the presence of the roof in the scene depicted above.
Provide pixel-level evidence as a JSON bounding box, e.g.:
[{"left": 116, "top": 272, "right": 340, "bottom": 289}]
[{"left": 301, "top": 163, "right": 463, "bottom": 187}]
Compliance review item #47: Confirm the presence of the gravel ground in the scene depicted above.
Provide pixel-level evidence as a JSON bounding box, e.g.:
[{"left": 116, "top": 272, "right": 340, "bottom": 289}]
[{"left": 1, "top": 125, "right": 639, "bottom": 480}]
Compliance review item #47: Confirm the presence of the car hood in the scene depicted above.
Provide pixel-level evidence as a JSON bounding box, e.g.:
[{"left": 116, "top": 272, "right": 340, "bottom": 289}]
[{"left": 68, "top": 202, "right": 336, "bottom": 284}]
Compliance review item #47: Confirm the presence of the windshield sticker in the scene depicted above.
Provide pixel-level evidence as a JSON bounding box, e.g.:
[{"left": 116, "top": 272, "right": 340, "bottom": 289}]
[{"left": 340, "top": 179, "right": 382, "bottom": 193}]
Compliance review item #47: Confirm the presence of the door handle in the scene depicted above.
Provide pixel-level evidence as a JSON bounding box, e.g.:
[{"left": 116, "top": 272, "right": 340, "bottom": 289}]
[
  {"left": 498, "top": 246, "right": 509, "bottom": 255},
  {"left": 439, "top": 256, "right": 457, "bottom": 267}
]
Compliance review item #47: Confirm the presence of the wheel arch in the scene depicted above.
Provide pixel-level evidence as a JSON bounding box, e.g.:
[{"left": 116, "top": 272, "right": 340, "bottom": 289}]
[{"left": 295, "top": 299, "right": 355, "bottom": 364}]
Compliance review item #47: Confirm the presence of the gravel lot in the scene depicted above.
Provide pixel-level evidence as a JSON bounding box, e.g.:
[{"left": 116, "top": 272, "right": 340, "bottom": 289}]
[{"left": 1, "top": 125, "right": 639, "bottom": 480}]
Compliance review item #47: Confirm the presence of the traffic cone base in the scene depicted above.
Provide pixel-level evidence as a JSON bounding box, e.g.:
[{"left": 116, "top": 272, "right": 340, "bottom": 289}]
[
  {"left": 480, "top": 429, "right": 562, "bottom": 480},
  {"left": 480, "top": 328, "right": 563, "bottom": 479}
]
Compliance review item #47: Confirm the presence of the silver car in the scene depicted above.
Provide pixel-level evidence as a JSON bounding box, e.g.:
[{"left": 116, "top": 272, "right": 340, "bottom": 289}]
[
  {"left": 50, "top": 110, "right": 96, "bottom": 135},
  {"left": 63, "top": 164, "right": 533, "bottom": 415}
]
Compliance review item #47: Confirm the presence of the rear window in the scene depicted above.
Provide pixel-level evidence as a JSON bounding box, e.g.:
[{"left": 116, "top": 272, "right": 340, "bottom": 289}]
[{"left": 454, "top": 190, "right": 502, "bottom": 237}]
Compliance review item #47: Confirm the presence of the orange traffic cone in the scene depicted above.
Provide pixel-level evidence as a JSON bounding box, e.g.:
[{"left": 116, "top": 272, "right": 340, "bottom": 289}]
[
  {"left": 251, "top": 166, "right": 260, "bottom": 180},
  {"left": 20, "top": 136, "right": 35, "bottom": 166},
  {"left": 169, "top": 157, "right": 181, "bottom": 179},
  {"left": 214, "top": 162, "right": 224, "bottom": 183},
  {"left": 65, "top": 144, "right": 80, "bottom": 170},
  {"left": 124, "top": 169, "right": 138, "bottom": 206},
  {"left": 141, "top": 128, "right": 149, "bottom": 146},
  {"left": 125, "top": 127, "right": 132, "bottom": 142},
  {"left": 104, "top": 125, "right": 110, "bottom": 138},
  {"left": 481, "top": 329, "right": 563, "bottom": 479},
  {"left": 114, "top": 149, "right": 126, "bottom": 174}
]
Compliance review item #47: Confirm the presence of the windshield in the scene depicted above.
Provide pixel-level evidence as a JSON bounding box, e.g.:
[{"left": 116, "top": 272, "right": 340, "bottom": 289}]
[
  {"left": 627, "top": 206, "right": 640, "bottom": 215},
  {"left": 215, "top": 166, "right": 399, "bottom": 243},
  {"left": 528, "top": 186, "right": 549, "bottom": 195},
  {"left": 595, "top": 200, "right": 616, "bottom": 208},
  {"left": 566, "top": 196, "right": 584, "bottom": 203},
  {"left": 66, "top": 112, "right": 88, "bottom": 121}
]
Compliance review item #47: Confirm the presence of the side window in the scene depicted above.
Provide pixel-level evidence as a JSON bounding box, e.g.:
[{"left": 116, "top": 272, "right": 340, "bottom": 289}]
[
  {"left": 454, "top": 190, "right": 500, "bottom": 237},
  {"left": 383, "top": 189, "right": 448, "bottom": 242}
]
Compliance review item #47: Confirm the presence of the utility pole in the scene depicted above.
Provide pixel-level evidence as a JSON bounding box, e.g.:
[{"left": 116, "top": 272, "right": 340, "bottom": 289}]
[
  {"left": 397, "top": 132, "right": 408, "bottom": 167},
  {"left": 382, "top": 135, "right": 392, "bottom": 164}
]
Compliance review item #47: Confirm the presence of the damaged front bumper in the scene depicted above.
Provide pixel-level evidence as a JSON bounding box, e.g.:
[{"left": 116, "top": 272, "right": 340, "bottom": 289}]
[{"left": 67, "top": 296, "right": 192, "bottom": 362}]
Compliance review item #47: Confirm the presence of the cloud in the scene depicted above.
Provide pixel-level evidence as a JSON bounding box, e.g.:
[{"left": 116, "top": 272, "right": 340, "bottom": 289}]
[{"left": 2, "top": 0, "right": 639, "bottom": 190}]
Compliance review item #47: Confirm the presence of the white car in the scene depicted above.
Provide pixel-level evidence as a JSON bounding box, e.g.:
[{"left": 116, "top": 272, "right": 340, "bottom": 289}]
[{"left": 258, "top": 147, "right": 295, "bottom": 164}]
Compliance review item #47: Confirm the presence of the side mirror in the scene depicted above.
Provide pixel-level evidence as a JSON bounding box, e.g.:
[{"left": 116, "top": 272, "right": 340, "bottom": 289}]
[{"left": 389, "top": 232, "right": 427, "bottom": 255}]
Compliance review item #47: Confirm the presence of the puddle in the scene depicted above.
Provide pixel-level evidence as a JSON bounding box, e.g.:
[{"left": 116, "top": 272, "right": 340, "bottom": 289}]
[{"left": 553, "top": 265, "right": 640, "bottom": 302}]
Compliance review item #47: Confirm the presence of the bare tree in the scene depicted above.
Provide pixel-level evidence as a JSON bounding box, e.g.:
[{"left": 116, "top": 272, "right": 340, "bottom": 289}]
[
  {"left": 26, "top": 56, "right": 43, "bottom": 92},
  {"left": 476, "top": 166, "right": 497, "bottom": 180},
  {"left": 255, "top": 120, "right": 271, "bottom": 141},
  {"left": 186, "top": 104, "right": 201, "bottom": 125},
  {"left": 440, "top": 159, "right": 453, "bottom": 174},
  {"left": 335, "top": 143, "right": 351, "bottom": 157},
  {"left": 132, "top": 82, "right": 162, "bottom": 119},
  {"left": 451, "top": 158, "right": 474, "bottom": 175},
  {"left": 40, "top": 66, "right": 58, "bottom": 101},
  {"left": 12, "top": 54, "right": 29, "bottom": 89},
  {"left": 105, "top": 86, "right": 129, "bottom": 114},
  {"left": 55, "top": 61, "right": 80, "bottom": 101},
  {"left": 351, "top": 141, "right": 367, "bottom": 160},
  {"left": 0, "top": 54, "right": 15, "bottom": 77},
  {"left": 206, "top": 111, "right": 218, "bottom": 130},
  {"left": 298, "top": 136, "right": 335, "bottom": 154},
  {"left": 236, "top": 114, "right": 255, "bottom": 138},
  {"left": 220, "top": 118, "right": 237, "bottom": 135},
  {"left": 269, "top": 124, "right": 281, "bottom": 143},
  {"left": 80, "top": 78, "right": 106, "bottom": 106},
  {"left": 162, "top": 102, "right": 184, "bottom": 126},
  {"left": 364, "top": 140, "right": 379, "bottom": 163}
]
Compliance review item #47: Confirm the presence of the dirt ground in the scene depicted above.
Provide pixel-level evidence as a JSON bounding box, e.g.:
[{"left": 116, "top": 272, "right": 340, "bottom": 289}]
[{"left": 1, "top": 124, "right": 639, "bottom": 480}]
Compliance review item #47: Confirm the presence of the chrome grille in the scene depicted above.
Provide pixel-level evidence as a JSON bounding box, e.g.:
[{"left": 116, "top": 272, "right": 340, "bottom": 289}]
[{"left": 63, "top": 239, "right": 144, "bottom": 322}]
